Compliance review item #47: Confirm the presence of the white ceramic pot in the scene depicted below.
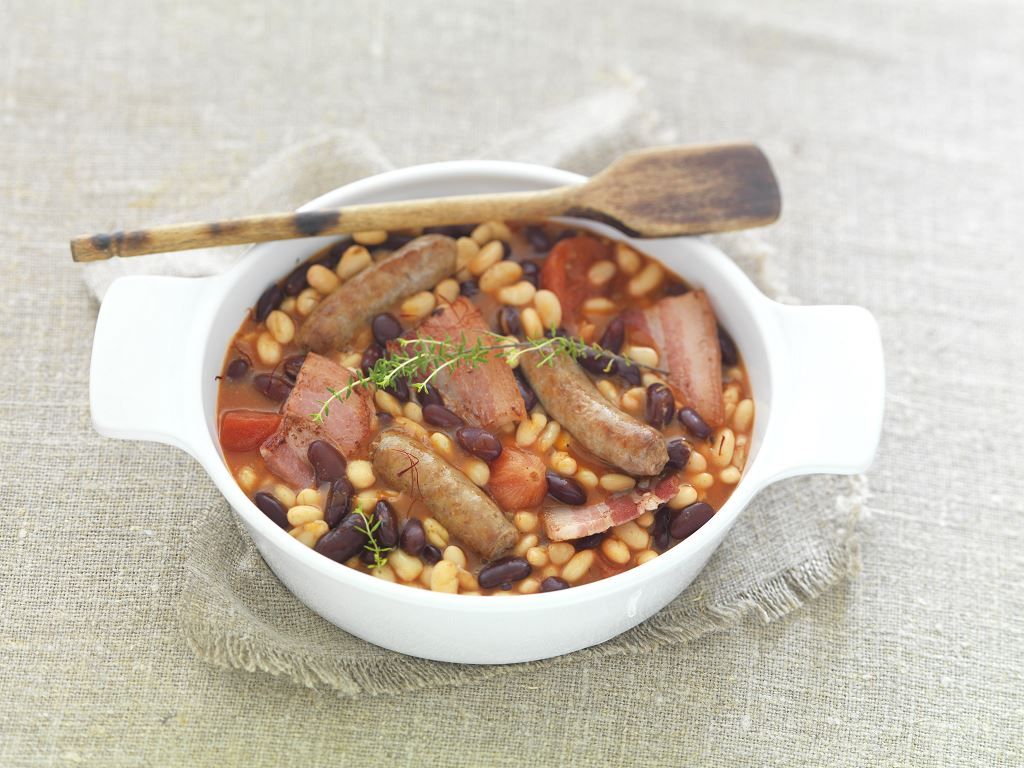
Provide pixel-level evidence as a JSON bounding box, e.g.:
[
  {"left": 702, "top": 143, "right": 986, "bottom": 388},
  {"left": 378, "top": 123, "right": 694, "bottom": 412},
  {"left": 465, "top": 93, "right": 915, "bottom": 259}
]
[{"left": 89, "top": 161, "right": 884, "bottom": 664}]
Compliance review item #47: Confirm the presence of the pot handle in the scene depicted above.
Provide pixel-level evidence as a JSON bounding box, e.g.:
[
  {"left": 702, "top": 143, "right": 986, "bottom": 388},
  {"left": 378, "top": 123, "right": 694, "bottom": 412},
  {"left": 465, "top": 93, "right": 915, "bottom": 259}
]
[
  {"left": 756, "top": 303, "right": 885, "bottom": 483},
  {"left": 90, "top": 275, "right": 215, "bottom": 456}
]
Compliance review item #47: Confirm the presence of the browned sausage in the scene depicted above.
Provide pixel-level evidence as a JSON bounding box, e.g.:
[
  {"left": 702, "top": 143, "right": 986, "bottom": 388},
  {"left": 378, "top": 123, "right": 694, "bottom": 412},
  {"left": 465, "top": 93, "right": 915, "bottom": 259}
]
[
  {"left": 520, "top": 354, "right": 668, "bottom": 476},
  {"left": 297, "top": 234, "right": 458, "bottom": 353},
  {"left": 371, "top": 429, "right": 517, "bottom": 560}
]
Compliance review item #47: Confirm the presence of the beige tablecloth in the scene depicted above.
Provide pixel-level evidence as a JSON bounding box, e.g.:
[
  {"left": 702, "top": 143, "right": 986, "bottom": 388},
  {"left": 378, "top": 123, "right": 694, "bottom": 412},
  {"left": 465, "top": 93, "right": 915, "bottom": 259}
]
[{"left": 1, "top": 1, "right": 1021, "bottom": 765}]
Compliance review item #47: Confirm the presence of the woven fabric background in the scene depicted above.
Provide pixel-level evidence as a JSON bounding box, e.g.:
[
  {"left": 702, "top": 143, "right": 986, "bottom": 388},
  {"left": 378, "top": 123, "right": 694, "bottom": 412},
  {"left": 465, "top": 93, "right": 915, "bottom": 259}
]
[{"left": 1, "top": 0, "right": 1021, "bottom": 765}]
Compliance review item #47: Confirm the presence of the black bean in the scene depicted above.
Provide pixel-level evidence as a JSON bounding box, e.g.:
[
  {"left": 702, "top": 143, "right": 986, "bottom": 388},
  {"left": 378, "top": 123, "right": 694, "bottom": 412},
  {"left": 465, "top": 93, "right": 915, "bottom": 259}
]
[
  {"left": 498, "top": 306, "right": 521, "bottom": 337},
  {"left": 579, "top": 348, "right": 615, "bottom": 375},
  {"left": 718, "top": 325, "right": 738, "bottom": 366},
  {"left": 415, "top": 383, "right": 444, "bottom": 408},
  {"left": 400, "top": 519, "right": 426, "bottom": 556},
  {"left": 421, "top": 545, "right": 443, "bottom": 564},
  {"left": 664, "top": 281, "right": 689, "bottom": 296},
  {"left": 383, "top": 376, "right": 410, "bottom": 402},
  {"left": 645, "top": 383, "right": 675, "bottom": 428},
  {"left": 551, "top": 229, "right": 577, "bottom": 244},
  {"left": 424, "top": 224, "right": 475, "bottom": 238},
  {"left": 371, "top": 313, "right": 402, "bottom": 346},
  {"left": 500, "top": 241, "right": 512, "bottom": 259},
  {"left": 669, "top": 501, "right": 715, "bottom": 541},
  {"left": 373, "top": 500, "right": 399, "bottom": 548},
  {"left": 652, "top": 505, "right": 671, "bottom": 551},
  {"left": 677, "top": 407, "right": 712, "bottom": 440},
  {"left": 226, "top": 358, "right": 249, "bottom": 379},
  {"left": 423, "top": 404, "right": 464, "bottom": 429},
  {"left": 318, "top": 239, "right": 350, "bottom": 270},
  {"left": 253, "top": 374, "right": 292, "bottom": 402},
  {"left": 540, "top": 576, "right": 570, "bottom": 592},
  {"left": 571, "top": 532, "right": 606, "bottom": 550},
  {"left": 520, "top": 260, "right": 541, "bottom": 286},
  {"left": 324, "top": 478, "right": 353, "bottom": 528},
  {"left": 253, "top": 491, "right": 288, "bottom": 529},
  {"left": 255, "top": 283, "right": 284, "bottom": 322},
  {"left": 456, "top": 426, "right": 502, "bottom": 462},
  {"left": 665, "top": 438, "right": 692, "bottom": 471},
  {"left": 546, "top": 471, "right": 587, "bottom": 505},
  {"left": 308, "top": 440, "right": 347, "bottom": 484},
  {"left": 514, "top": 368, "right": 538, "bottom": 411},
  {"left": 524, "top": 226, "right": 552, "bottom": 253},
  {"left": 359, "top": 549, "right": 377, "bottom": 565},
  {"left": 616, "top": 358, "right": 642, "bottom": 386},
  {"left": 459, "top": 279, "right": 479, "bottom": 297},
  {"left": 599, "top": 316, "right": 625, "bottom": 354},
  {"left": 315, "top": 513, "right": 368, "bottom": 563},
  {"left": 478, "top": 557, "right": 532, "bottom": 589},
  {"left": 361, "top": 344, "right": 384, "bottom": 375},
  {"left": 284, "top": 266, "right": 309, "bottom": 296},
  {"left": 385, "top": 233, "right": 416, "bottom": 249},
  {"left": 283, "top": 354, "right": 306, "bottom": 383}
]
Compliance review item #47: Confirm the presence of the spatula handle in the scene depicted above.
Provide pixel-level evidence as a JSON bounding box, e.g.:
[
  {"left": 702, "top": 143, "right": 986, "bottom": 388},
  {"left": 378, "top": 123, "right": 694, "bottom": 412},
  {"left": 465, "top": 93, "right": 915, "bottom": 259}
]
[{"left": 69, "top": 187, "right": 572, "bottom": 262}]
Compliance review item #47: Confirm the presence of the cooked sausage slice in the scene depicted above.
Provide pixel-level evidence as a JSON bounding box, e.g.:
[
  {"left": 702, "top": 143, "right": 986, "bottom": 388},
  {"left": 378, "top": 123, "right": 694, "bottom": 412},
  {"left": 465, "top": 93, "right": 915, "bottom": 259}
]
[
  {"left": 297, "top": 234, "right": 458, "bottom": 353},
  {"left": 520, "top": 353, "right": 668, "bottom": 476},
  {"left": 371, "top": 429, "right": 517, "bottom": 560}
]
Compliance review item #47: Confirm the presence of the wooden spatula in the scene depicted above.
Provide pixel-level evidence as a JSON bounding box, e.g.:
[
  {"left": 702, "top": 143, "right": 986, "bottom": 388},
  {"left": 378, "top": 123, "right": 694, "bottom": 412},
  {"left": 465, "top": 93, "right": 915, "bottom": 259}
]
[{"left": 69, "top": 142, "right": 780, "bottom": 262}]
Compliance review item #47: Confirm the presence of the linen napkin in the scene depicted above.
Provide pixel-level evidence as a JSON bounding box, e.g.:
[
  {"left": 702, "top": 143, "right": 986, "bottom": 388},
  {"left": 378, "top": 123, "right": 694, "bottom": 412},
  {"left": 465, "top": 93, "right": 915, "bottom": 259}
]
[{"left": 83, "top": 81, "right": 868, "bottom": 695}]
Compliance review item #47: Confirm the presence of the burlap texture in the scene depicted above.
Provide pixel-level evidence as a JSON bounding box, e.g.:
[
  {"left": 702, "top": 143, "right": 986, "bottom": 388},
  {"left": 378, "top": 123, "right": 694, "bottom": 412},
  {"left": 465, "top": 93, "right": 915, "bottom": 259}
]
[{"left": 1, "top": 1, "right": 1021, "bottom": 765}]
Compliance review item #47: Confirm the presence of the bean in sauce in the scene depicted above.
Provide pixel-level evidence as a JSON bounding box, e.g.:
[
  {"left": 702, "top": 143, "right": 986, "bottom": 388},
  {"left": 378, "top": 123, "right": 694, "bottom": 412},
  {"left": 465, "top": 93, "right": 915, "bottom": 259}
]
[
  {"left": 665, "top": 438, "right": 691, "bottom": 471},
  {"left": 456, "top": 427, "right": 502, "bottom": 462},
  {"left": 371, "top": 313, "right": 402, "bottom": 345},
  {"left": 669, "top": 501, "right": 716, "bottom": 541},
  {"left": 545, "top": 471, "right": 587, "bottom": 506},
  {"left": 324, "top": 478, "right": 353, "bottom": 528},
  {"left": 308, "top": 440, "right": 347, "bottom": 485},
  {"left": 253, "top": 373, "right": 292, "bottom": 402},
  {"left": 373, "top": 500, "right": 399, "bottom": 548},
  {"left": 600, "top": 316, "right": 625, "bottom": 354},
  {"left": 255, "top": 283, "right": 283, "bottom": 322},
  {"left": 645, "top": 383, "right": 675, "bottom": 428},
  {"left": 677, "top": 407, "right": 712, "bottom": 440},
  {"left": 416, "top": 382, "right": 444, "bottom": 408},
  {"left": 283, "top": 354, "right": 306, "bottom": 383},
  {"left": 315, "top": 514, "right": 368, "bottom": 563},
  {"left": 540, "top": 576, "right": 570, "bottom": 592},
  {"left": 226, "top": 358, "right": 250, "bottom": 379},
  {"left": 478, "top": 557, "right": 532, "bottom": 589},
  {"left": 400, "top": 519, "right": 426, "bottom": 556},
  {"left": 421, "top": 545, "right": 443, "bottom": 565},
  {"left": 423, "top": 404, "right": 464, "bottom": 429},
  {"left": 253, "top": 491, "right": 288, "bottom": 529}
]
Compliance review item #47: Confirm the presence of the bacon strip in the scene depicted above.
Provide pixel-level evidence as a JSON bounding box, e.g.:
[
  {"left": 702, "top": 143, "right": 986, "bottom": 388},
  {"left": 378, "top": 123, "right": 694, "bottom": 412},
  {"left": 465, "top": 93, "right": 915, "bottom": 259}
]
[
  {"left": 626, "top": 290, "right": 725, "bottom": 427},
  {"left": 415, "top": 297, "right": 526, "bottom": 430},
  {"left": 543, "top": 475, "right": 680, "bottom": 541},
  {"left": 260, "top": 353, "right": 377, "bottom": 487}
]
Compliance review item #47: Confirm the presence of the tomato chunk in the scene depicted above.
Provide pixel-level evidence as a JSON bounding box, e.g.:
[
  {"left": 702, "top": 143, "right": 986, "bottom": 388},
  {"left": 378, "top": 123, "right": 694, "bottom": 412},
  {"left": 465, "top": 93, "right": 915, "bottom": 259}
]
[
  {"left": 488, "top": 446, "right": 547, "bottom": 511},
  {"left": 220, "top": 410, "right": 282, "bottom": 451},
  {"left": 539, "top": 235, "right": 610, "bottom": 330}
]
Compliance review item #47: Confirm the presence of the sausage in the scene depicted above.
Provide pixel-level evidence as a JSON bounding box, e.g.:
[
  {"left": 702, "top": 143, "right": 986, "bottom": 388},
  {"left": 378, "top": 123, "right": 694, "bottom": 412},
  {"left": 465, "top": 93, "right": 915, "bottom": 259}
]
[
  {"left": 297, "top": 234, "right": 458, "bottom": 353},
  {"left": 371, "top": 429, "right": 517, "bottom": 560},
  {"left": 520, "top": 354, "right": 668, "bottom": 476}
]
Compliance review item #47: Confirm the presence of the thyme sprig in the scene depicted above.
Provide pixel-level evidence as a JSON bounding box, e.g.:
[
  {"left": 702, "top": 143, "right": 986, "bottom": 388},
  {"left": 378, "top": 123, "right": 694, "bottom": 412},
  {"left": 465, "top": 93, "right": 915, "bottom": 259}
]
[
  {"left": 311, "top": 330, "right": 666, "bottom": 425},
  {"left": 353, "top": 504, "right": 392, "bottom": 571}
]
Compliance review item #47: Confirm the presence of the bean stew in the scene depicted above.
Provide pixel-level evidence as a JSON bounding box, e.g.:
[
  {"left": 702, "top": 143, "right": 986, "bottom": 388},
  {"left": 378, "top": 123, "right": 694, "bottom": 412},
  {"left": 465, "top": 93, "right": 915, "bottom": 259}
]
[{"left": 217, "top": 222, "right": 755, "bottom": 595}]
